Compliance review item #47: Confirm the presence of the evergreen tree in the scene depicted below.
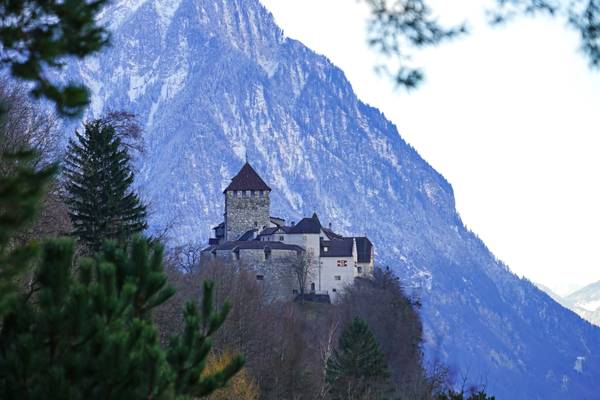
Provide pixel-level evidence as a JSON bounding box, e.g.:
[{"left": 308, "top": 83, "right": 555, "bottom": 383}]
[
  {"left": 0, "top": 141, "right": 243, "bottom": 399},
  {"left": 64, "top": 118, "right": 147, "bottom": 251},
  {"left": 0, "top": 236, "right": 244, "bottom": 399},
  {"left": 325, "top": 317, "right": 391, "bottom": 400},
  {"left": 0, "top": 0, "right": 110, "bottom": 117}
]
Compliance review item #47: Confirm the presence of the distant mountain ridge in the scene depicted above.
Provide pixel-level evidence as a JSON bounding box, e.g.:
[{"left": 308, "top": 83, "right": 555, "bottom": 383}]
[
  {"left": 539, "top": 281, "right": 600, "bottom": 327},
  {"left": 58, "top": 0, "right": 600, "bottom": 398}
]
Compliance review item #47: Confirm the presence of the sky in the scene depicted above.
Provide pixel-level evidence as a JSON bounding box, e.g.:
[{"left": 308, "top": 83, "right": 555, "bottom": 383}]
[{"left": 259, "top": 0, "right": 600, "bottom": 296}]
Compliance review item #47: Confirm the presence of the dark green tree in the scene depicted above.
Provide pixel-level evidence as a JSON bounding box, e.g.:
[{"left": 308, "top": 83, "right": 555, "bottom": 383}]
[
  {"left": 0, "top": 0, "right": 110, "bottom": 117},
  {"left": 0, "top": 235, "right": 244, "bottom": 399},
  {"left": 64, "top": 118, "right": 147, "bottom": 251},
  {"left": 325, "top": 317, "right": 391, "bottom": 400},
  {"left": 0, "top": 136, "right": 243, "bottom": 399}
]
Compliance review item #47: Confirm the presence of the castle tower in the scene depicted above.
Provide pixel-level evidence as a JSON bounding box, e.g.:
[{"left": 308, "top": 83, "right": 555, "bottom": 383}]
[{"left": 223, "top": 163, "right": 271, "bottom": 241}]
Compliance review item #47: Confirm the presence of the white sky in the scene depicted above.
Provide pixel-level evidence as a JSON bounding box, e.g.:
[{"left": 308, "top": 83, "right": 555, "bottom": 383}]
[{"left": 259, "top": 0, "right": 600, "bottom": 296}]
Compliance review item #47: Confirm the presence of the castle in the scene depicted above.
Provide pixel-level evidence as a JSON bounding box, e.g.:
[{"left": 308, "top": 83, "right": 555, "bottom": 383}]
[{"left": 201, "top": 163, "right": 374, "bottom": 301}]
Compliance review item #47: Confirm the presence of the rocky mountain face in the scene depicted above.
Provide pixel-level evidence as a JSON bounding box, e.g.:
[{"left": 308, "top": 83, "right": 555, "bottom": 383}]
[{"left": 61, "top": 0, "right": 600, "bottom": 397}]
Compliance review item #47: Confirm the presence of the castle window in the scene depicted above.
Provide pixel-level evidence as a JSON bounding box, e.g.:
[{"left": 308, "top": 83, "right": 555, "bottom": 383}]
[
  {"left": 337, "top": 260, "right": 348, "bottom": 267},
  {"left": 334, "top": 275, "right": 341, "bottom": 281},
  {"left": 246, "top": 190, "right": 251, "bottom": 197},
  {"left": 357, "top": 266, "right": 363, "bottom": 274},
  {"left": 279, "top": 236, "right": 284, "bottom": 241},
  {"left": 256, "top": 275, "right": 264, "bottom": 281},
  {"left": 323, "top": 246, "right": 328, "bottom": 253},
  {"left": 264, "top": 247, "right": 272, "bottom": 260},
  {"left": 332, "top": 288, "right": 337, "bottom": 293}
]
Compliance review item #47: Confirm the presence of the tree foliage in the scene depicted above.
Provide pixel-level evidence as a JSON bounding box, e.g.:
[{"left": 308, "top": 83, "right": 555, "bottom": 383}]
[
  {"left": 0, "top": 109, "right": 243, "bottom": 399},
  {"left": 0, "top": 150, "right": 56, "bottom": 318},
  {"left": 64, "top": 118, "right": 147, "bottom": 251},
  {"left": 0, "top": 235, "right": 244, "bottom": 399},
  {"left": 325, "top": 317, "right": 391, "bottom": 400},
  {"left": 287, "top": 251, "right": 317, "bottom": 301},
  {"left": 0, "top": 80, "right": 59, "bottom": 174},
  {"left": 492, "top": 0, "right": 600, "bottom": 67},
  {"left": 363, "top": 0, "right": 600, "bottom": 88},
  {"left": 204, "top": 351, "right": 260, "bottom": 400},
  {"left": 0, "top": 0, "right": 110, "bottom": 116},
  {"left": 158, "top": 260, "right": 462, "bottom": 400},
  {"left": 363, "top": 0, "right": 466, "bottom": 88},
  {"left": 338, "top": 268, "right": 440, "bottom": 398},
  {"left": 436, "top": 389, "right": 496, "bottom": 400}
]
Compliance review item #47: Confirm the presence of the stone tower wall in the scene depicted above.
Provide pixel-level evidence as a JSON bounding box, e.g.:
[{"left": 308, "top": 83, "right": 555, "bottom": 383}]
[{"left": 225, "top": 190, "right": 270, "bottom": 240}]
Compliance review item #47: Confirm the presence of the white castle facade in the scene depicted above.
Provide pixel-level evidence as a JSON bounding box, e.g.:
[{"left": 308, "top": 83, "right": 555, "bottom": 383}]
[{"left": 201, "top": 163, "right": 374, "bottom": 301}]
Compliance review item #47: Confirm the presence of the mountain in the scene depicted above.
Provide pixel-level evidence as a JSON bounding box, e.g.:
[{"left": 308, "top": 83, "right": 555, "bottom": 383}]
[
  {"left": 535, "top": 283, "right": 569, "bottom": 308},
  {"left": 59, "top": 0, "right": 600, "bottom": 397},
  {"left": 536, "top": 281, "right": 600, "bottom": 327},
  {"left": 565, "top": 281, "right": 600, "bottom": 327}
]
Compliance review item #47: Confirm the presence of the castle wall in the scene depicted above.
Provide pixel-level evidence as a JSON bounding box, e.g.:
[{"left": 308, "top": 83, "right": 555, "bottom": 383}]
[
  {"left": 319, "top": 256, "right": 356, "bottom": 301},
  {"left": 225, "top": 190, "right": 270, "bottom": 241}
]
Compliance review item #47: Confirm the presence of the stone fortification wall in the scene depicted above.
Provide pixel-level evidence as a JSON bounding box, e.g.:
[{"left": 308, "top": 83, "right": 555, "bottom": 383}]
[{"left": 225, "top": 190, "right": 270, "bottom": 240}]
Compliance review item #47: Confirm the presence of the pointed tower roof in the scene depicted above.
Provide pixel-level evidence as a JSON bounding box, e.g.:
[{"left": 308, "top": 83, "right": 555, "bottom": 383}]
[
  {"left": 224, "top": 163, "right": 271, "bottom": 193},
  {"left": 288, "top": 212, "right": 323, "bottom": 234}
]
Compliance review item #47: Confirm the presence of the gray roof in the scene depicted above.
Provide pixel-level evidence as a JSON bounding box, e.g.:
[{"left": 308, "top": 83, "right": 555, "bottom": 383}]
[
  {"left": 258, "top": 227, "right": 279, "bottom": 236},
  {"left": 288, "top": 213, "right": 322, "bottom": 234},
  {"left": 320, "top": 238, "right": 353, "bottom": 257},
  {"left": 355, "top": 237, "right": 373, "bottom": 263},
  {"left": 258, "top": 226, "right": 290, "bottom": 236},
  {"left": 319, "top": 237, "right": 373, "bottom": 263},
  {"left": 322, "top": 227, "right": 343, "bottom": 240},
  {"left": 212, "top": 222, "right": 224, "bottom": 230},
  {"left": 237, "top": 229, "right": 258, "bottom": 241},
  {"left": 214, "top": 241, "right": 304, "bottom": 252},
  {"left": 270, "top": 216, "right": 286, "bottom": 226},
  {"left": 201, "top": 244, "right": 216, "bottom": 253}
]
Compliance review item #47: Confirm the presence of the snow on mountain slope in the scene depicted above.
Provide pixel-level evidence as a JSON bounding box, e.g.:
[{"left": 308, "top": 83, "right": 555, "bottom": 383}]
[
  {"left": 565, "top": 281, "right": 600, "bottom": 327},
  {"left": 537, "top": 281, "right": 600, "bottom": 327},
  {"left": 60, "top": 0, "right": 600, "bottom": 397}
]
